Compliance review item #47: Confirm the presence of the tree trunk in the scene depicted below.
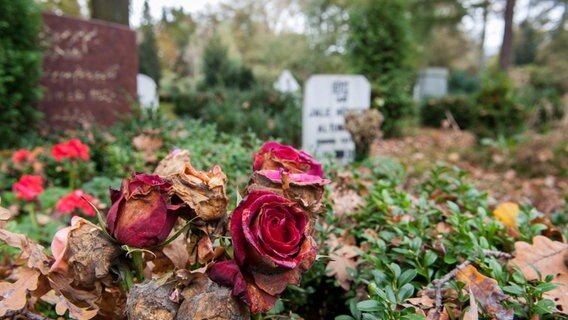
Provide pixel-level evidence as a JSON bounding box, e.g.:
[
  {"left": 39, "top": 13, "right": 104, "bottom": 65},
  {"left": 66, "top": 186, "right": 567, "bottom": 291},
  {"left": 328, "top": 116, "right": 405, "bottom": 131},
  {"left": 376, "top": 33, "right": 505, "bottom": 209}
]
[
  {"left": 90, "top": 0, "right": 130, "bottom": 26},
  {"left": 479, "top": 0, "right": 489, "bottom": 72},
  {"left": 499, "top": 0, "right": 516, "bottom": 71}
]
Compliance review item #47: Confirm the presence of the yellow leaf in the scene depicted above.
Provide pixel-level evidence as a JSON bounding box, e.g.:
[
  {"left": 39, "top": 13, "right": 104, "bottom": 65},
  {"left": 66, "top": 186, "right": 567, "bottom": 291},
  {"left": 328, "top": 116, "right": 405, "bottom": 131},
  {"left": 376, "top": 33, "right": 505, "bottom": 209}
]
[{"left": 493, "top": 202, "right": 519, "bottom": 228}]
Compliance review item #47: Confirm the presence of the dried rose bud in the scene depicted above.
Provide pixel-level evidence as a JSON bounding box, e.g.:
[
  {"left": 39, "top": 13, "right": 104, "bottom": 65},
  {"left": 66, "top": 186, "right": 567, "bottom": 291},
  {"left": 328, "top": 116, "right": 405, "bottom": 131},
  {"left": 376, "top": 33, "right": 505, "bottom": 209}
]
[{"left": 106, "top": 173, "right": 177, "bottom": 248}]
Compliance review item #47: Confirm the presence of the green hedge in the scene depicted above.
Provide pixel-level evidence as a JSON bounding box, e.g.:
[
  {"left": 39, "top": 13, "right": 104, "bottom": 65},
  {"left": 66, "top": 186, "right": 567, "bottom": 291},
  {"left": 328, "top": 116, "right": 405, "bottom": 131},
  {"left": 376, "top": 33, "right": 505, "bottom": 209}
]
[
  {"left": 0, "top": 0, "right": 43, "bottom": 148},
  {"left": 173, "top": 86, "right": 301, "bottom": 146}
]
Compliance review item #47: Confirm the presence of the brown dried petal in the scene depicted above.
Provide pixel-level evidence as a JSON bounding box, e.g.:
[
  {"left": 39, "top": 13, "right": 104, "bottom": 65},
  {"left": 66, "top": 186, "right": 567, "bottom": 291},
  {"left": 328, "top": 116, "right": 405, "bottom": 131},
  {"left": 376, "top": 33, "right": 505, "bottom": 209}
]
[
  {"left": 155, "top": 149, "right": 191, "bottom": 177},
  {"left": 166, "top": 162, "right": 228, "bottom": 221}
]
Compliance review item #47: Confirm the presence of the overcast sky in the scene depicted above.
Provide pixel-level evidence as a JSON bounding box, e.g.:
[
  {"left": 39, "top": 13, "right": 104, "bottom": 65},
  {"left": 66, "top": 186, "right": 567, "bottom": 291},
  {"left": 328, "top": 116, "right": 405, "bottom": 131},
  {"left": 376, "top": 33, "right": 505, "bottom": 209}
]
[{"left": 130, "top": 0, "right": 539, "bottom": 56}]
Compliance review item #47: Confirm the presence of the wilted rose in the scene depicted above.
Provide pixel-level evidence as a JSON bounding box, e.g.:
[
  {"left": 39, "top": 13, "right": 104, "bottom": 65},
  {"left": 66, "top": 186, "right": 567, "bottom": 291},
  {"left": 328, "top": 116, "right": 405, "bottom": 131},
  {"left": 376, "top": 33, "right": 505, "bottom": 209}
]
[
  {"left": 209, "top": 190, "right": 316, "bottom": 313},
  {"left": 253, "top": 141, "right": 323, "bottom": 177},
  {"left": 50, "top": 216, "right": 121, "bottom": 287},
  {"left": 106, "top": 173, "right": 178, "bottom": 248},
  {"left": 157, "top": 155, "right": 228, "bottom": 222},
  {"left": 13, "top": 175, "right": 44, "bottom": 201},
  {"left": 248, "top": 169, "right": 330, "bottom": 214},
  {"left": 56, "top": 189, "right": 97, "bottom": 217},
  {"left": 52, "top": 139, "right": 90, "bottom": 161}
]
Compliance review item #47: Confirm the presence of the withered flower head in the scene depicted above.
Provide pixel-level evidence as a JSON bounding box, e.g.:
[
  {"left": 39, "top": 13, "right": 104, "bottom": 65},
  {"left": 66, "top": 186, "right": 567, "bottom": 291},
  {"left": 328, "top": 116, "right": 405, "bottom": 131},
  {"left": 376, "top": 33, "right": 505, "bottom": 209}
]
[
  {"left": 106, "top": 173, "right": 177, "bottom": 248},
  {"left": 157, "top": 154, "right": 228, "bottom": 222}
]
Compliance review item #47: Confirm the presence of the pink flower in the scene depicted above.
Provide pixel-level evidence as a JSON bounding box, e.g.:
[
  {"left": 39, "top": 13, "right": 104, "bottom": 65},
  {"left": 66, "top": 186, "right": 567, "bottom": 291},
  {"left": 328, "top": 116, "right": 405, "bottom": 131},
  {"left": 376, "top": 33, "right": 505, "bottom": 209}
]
[
  {"left": 51, "top": 139, "right": 90, "bottom": 162},
  {"left": 11, "top": 149, "right": 32, "bottom": 163},
  {"left": 13, "top": 175, "right": 44, "bottom": 201},
  {"left": 253, "top": 141, "right": 323, "bottom": 178},
  {"left": 56, "top": 190, "right": 97, "bottom": 217},
  {"left": 209, "top": 190, "right": 316, "bottom": 313}
]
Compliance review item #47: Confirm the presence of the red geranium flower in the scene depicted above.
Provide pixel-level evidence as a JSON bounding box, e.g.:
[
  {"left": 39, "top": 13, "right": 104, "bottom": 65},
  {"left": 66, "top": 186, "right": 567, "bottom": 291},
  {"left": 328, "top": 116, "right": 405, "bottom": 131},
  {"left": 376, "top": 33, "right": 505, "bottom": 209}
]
[
  {"left": 52, "top": 139, "right": 90, "bottom": 161},
  {"left": 56, "top": 190, "right": 97, "bottom": 217},
  {"left": 13, "top": 175, "right": 44, "bottom": 201},
  {"left": 11, "top": 149, "right": 32, "bottom": 163}
]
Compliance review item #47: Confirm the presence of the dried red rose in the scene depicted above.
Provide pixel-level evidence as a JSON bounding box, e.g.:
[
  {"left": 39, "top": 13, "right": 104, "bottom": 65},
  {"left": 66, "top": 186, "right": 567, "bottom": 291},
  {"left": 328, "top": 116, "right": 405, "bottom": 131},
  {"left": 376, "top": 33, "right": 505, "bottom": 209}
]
[
  {"left": 209, "top": 190, "right": 316, "bottom": 313},
  {"left": 13, "top": 175, "right": 44, "bottom": 201},
  {"left": 106, "top": 173, "right": 177, "bottom": 248},
  {"left": 52, "top": 139, "right": 90, "bottom": 161},
  {"left": 56, "top": 190, "right": 97, "bottom": 217},
  {"left": 253, "top": 141, "right": 323, "bottom": 177}
]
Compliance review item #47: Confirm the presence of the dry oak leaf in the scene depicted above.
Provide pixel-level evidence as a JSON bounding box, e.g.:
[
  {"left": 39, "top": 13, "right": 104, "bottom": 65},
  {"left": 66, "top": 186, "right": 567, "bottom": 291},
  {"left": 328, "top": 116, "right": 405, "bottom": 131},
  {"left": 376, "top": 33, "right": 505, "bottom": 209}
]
[
  {"left": 0, "top": 267, "right": 40, "bottom": 317},
  {"left": 455, "top": 264, "right": 514, "bottom": 320},
  {"left": 325, "top": 234, "right": 359, "bottom": 290},
  {"left": 509, "top": 235, "right": 568, "bottom": 314},
  {"left": 55, "top": 296, "right": 98, "bottom": 320},
  {"left": 0, "top": 229, "right": 50, "bottom": 274}
]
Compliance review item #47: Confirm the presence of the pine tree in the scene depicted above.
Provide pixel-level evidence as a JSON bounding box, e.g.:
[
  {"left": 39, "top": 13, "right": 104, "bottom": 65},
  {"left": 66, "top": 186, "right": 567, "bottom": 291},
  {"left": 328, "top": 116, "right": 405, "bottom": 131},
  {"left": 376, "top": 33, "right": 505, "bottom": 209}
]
[
  {"left": 138, "top": 0, "right": 161, "bottom": 86},
  {"left": 348, "top": 0, "right": 416, "bottom": 137}
]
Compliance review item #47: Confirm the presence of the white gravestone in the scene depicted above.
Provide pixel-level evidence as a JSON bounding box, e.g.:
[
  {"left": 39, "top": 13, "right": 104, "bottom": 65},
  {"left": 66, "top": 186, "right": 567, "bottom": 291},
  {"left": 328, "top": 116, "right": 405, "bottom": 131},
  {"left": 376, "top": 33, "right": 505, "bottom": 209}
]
[
  {"left": 274, "top": 69, "right": 300, "bottom": 93},
  {"left": 413, "top": 67, "right": 448, "bottom": 102},
  {"left": 302, "top": 75, "right": 371, "bottom": 162},
  {"left": 137, "top": 74, "right": 159, "bottom": 110}
]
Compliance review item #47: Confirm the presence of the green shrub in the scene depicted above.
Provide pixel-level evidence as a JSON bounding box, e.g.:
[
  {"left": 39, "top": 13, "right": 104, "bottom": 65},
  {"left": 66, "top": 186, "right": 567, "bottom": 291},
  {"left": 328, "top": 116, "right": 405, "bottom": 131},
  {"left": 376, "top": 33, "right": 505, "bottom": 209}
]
[
  {"left": 173, "top": 86, "right": 301, "bottom": 146},
  {"left": 201, "top": 34, "right": 255, "bottom": 90},
  {"left": 420, "top": 94, "right": 475, "bottom": 129},
  {"left": 473, "top": 73, "right": 527, "bottom": 138},
  {"left": 518, "top": 66, "right": 565, "bottom": 130},
  {"left": 449, "top": 69, "right": 480, "bottom": 94},
  {"left": 0, "top": 0, "right": 43, "bottom": 148}
]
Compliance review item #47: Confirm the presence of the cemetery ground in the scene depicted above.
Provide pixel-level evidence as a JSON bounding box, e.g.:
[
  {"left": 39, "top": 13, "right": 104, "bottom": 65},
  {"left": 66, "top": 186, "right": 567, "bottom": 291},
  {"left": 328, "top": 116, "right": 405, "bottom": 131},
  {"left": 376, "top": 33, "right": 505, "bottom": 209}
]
[{"left": 1, "top": 109, "right": 568, "bottom": 320}]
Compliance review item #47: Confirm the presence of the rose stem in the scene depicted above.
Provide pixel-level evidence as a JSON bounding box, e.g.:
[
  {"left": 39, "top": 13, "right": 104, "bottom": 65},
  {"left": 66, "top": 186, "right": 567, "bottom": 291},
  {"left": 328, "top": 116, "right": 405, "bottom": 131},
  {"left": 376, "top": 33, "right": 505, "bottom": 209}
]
[
  {"left": 28, "top": 203, "right": 38, "bottom": 229},
  {"left": 131, "top": 251, "right": 145, "bottom": 281},
  {"left": 119, "top": 263, "right": 134, "bottom": 291}
]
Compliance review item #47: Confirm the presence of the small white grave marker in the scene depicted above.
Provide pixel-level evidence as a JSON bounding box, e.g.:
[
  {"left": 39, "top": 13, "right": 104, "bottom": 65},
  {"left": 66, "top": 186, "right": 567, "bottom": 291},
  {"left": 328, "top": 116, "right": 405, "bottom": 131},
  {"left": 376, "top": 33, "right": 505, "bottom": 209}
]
[
  {"left": 274, "top": 69, "right": 300, "bottom": 93},
  {"left": 137, "top": 74, "right": 159, "bottom": 110},
  {"left": 302, "top": 75, "right": 371, "bottom": 162},
  {"left": 413, "top": 67, "right": 448, "bottom": 101}
]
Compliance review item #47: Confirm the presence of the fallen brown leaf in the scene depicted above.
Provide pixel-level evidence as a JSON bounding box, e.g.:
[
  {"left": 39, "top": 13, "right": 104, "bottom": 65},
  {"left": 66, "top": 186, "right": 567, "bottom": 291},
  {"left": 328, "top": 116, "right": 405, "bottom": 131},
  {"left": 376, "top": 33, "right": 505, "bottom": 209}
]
[
  {"left": 455, "top": 265, "right": 513, "bottom": 319},
  {"left": 0, "top": 229, "right": 50, "bottom": 274},
  {"left": 0, "top": 267, "right": 40, "bottom": 317},
  {"left": 55, "top": 295, "right": 98, "bottom": 320},
  {"left": 509, "top": 236, "right": 568, "bottom": 314},
  {"left": 325, "top": 234, "right": 359, "bottom": 290}
]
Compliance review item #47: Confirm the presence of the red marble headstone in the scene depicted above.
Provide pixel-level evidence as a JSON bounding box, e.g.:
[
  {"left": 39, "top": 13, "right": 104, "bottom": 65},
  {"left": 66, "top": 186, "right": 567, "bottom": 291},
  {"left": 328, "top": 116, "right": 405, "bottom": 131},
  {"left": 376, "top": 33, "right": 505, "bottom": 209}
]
[{"left": 38, "top": 13, "right": 137, "bottom": 129}]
